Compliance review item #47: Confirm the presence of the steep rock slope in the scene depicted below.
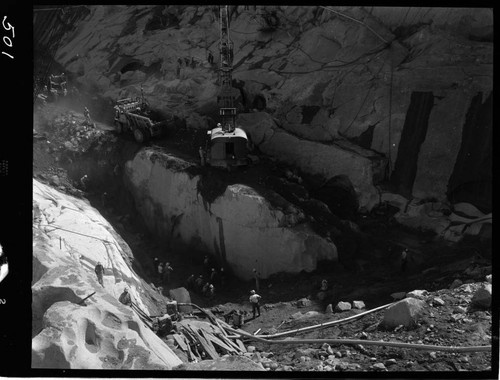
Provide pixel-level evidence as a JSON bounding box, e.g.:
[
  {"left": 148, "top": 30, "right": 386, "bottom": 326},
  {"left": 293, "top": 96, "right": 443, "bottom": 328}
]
[
  {"left": 50, "top": 6, "right": 492, "bottom": 212},
  {"left": 32, "top": 180, "right": 182, "bottom": 369},
  {"left": 124, "top": 149, "right": 337, "bottom": 280}
]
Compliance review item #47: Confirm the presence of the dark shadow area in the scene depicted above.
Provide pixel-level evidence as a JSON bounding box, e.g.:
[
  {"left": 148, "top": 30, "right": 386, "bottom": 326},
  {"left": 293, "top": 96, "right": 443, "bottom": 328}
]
[
  {"left": 447, "top": 91, "right": 492, "bottom": 213},
  {"left": 390, "top": 91, "right": 434, "bottom": 198}
]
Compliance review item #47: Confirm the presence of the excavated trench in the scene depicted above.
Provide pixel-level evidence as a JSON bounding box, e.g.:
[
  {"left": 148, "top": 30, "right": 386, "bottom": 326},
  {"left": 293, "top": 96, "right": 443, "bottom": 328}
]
[{"left": 39, "top": 114, "right": 490, "bottom": 312}]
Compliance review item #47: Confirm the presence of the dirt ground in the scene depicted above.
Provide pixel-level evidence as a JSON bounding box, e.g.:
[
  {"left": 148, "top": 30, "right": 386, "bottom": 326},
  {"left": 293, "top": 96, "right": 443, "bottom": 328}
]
[{"left": 32, "top": 98, "right": 494, "bottom": 373}]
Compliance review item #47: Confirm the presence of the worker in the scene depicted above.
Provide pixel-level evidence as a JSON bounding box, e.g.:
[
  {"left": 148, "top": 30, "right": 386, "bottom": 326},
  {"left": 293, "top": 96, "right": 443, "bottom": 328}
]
[
  {"left": 195, "top": 275, "right": 204, "bottom": 293},
  {"left": 199, "top": 146, "right": 206, "bottom": 166},
  {"left": 153, "top": 257, "right": 159, "bottom": 274},
  {"left": 186, "top": 274, "right": 195, "bottom": 290},
  {"left": 118, "top": 287, "right": 132, "bottom": 306},
  {"left": 210, "top": 268, "right": 218, "bottom": 283},
  {"left": 219, "top": 267, "right": 226, "bottom": 286},
  {"left": 252, "top": 268, "right": 260, "bottom": 292},
  {"left": 401, "top": 248, "right": 409, "bottom": 273},
  {"left": 207, "top": 284, "right": 215, "bottom": 299},
  {"left": 94, "top": 261, "right": 105, "bottom": 287},
  {"left": 101, "top": 192, "right": 108, "bottom": 208},
  {"left": 207, "top": 50, "right": 214, "bottom": 65},
  {"left": 163, "top": 262, "right": 173, "bottom": 284},
  {"left": 202, "top": 282, "right": 210, "bottom": 297},
  {"left": 84, "top": 107, "right": 91, "bottom": 125},
  {"left": 157, "top": 262, "right": 164, "bottom": 283},
  {"left": 320, "top": 279, "right": 328, "bottom": 292},
  {"left": 80, "top": 174, "right": 88, "bottom": 191},
  {"left": 249, "top": 290, "right": 261, "bottom": 318},
  {"left": 203, "top": 255, "right": 210, "bottom": 276}
]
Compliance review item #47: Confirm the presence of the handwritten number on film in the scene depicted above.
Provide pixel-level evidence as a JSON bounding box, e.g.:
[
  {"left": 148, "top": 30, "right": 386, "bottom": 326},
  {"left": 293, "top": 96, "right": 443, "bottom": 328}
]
[{"left": 2, "top": 16, "right": 14, "bottom": 59}]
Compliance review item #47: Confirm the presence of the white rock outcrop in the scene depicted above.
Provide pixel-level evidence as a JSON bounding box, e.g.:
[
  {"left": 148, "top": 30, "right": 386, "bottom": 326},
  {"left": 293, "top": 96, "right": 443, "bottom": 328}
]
[
  {"left": 471, "top": 284, "right": 492, "bottom": 309},
  {"left": 124, "top": 150, "right": 338, "bottom": 280},
  {"left": 32, "top": 180, "right": 182, "bottom": 369},
  {"left": 382, "top": 298, "right": 426, "bottom": 329}
]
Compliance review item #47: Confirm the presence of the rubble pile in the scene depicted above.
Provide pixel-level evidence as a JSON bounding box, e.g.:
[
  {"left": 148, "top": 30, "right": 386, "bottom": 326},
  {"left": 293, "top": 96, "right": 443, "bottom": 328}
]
[
  {"left": 231, "top": 279, "right": 492, "bottom": 372},
  {"left": 34, "top": 109, "right": 107, "bottom": 155}
]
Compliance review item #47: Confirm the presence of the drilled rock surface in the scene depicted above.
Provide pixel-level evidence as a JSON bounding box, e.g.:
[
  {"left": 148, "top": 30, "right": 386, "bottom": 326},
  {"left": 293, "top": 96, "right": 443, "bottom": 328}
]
[{"left": 32, "top": 180, "right": 182, "bottom": 369}]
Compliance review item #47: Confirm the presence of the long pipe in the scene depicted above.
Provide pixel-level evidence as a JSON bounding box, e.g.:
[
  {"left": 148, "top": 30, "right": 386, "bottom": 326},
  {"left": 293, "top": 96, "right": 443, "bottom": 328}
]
[
  {"left": 223, "top": 325, "right": 490, "bottom": 353},
  {"left": 255, "top": 301, "right": 396, "bottom": 339}
]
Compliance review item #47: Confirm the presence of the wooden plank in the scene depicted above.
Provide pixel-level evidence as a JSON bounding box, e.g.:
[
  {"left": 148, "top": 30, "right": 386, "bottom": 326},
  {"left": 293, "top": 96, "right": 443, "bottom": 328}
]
[
  {"left": 204, "top": 331, "right": 237, "bottom": 354},
  {"left": 180, "top": 330, "right": 200, "bottom": 361},
  {"left": 198, "top": 329, "right": 221, "bottom": 358},
  {"left": 185, "top": 343, "right": 197, "bottom": 362},
  {"left": 236, "top": 339, "right": 247, "bottom": 353},
  {"left": 173, "top": 333, "right": 188, "bottom": 351},
  {"left": 217, "top": 333, "right": 242, "bottom": 353},
  {"left": 215, "top": 318, "right": 229, "bottom": 337},
  {"left": 192, "top": 328, "right": 219, "bottom": 359}
]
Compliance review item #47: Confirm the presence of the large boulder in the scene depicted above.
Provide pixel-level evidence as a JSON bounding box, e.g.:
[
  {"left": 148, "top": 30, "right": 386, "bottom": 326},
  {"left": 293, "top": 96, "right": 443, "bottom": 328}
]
[
  {"left": 125, "top": 150, "right": 338, "bottom": 280},
  {"left": 296, "top": 298, "right": 312, "bottom": 308},
  {"left": 382, "top": 298, "right": 426, "bottom": 329},
  {"left": 335, "top": 301, "right": 352, "bottom": 312},
  {"left": 471, "top": 284, "right": 492, "bottom": 309}
]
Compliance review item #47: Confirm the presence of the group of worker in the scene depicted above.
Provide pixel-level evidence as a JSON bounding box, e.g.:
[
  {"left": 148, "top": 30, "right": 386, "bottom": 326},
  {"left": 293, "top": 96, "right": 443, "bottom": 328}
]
[
  {"left": 154, "top": 257, "right": 174, "bottom": 285},
  {"left": 186, "top": 274, "right": 215, "bottom": 299}
]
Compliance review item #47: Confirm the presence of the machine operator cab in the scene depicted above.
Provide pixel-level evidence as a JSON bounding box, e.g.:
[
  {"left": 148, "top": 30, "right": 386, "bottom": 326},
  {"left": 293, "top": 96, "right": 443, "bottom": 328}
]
[{"left": 206, "top": 108, "right": 249, "bottom": 169}]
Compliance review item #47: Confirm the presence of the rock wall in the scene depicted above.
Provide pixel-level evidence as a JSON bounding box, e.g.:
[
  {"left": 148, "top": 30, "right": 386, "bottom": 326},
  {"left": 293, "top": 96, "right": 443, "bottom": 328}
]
[
  {"left": 49, "top": 5, "right": 492, "bottom": 212},
  {"left": 32, "top": 180, "right": 182, "bottom": 369},
  {"left": 124, "top": 149, "right": 337, "bottom": 280}
]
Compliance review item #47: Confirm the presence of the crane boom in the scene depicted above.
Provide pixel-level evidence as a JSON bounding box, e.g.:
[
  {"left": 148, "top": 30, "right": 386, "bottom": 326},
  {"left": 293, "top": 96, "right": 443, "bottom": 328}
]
[{"left": 218, "top": 5, "right": 236, "bottom": 132}]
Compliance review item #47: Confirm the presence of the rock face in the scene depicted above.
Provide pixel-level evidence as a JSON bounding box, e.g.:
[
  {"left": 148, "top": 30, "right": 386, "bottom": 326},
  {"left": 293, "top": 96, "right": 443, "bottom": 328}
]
[
  {"left": 44, "top": 5, "right": 491, "bottom": 213},
  {"left": 352, "top": 300, "right": 365, "bottom": 310},
  {"left": 335, "top": 302, "right": 352, "bottom": 312},
  {"left": 239, "top": 112, "right": 385, "bottom": 209},
  {"left": 471, "top": 284, "right": 492, "bottom": 309},
  {"left": 382, "top": 298, "right": 426, "bottom": 329},
  {"left": 32, "top": 180, "right": 182, "bottom": 369},
  {"left": 124, "top": 149, "right": 337, "bottom": 279}
]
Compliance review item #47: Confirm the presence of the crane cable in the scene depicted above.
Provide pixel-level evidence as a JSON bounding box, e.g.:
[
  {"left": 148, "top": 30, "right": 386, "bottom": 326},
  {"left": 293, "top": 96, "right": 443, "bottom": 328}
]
[
  {"left": 319, "top": 6, "right": 389, "bottom": 45},
  {"left": 319, "top": 5, "right": 395, "bottom": 177},
  {"left": 388, "top": 45, "right": 394, "bottom": 178}
]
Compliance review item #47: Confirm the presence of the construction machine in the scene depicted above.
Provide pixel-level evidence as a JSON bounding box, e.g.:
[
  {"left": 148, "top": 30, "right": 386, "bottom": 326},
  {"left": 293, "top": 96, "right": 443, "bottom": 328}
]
[
  {"left": 113, "top": 88, "right": 171, "bottom": 143},
  {"left": 204, "top": 5, "right": 249, "bottom": 169}
]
